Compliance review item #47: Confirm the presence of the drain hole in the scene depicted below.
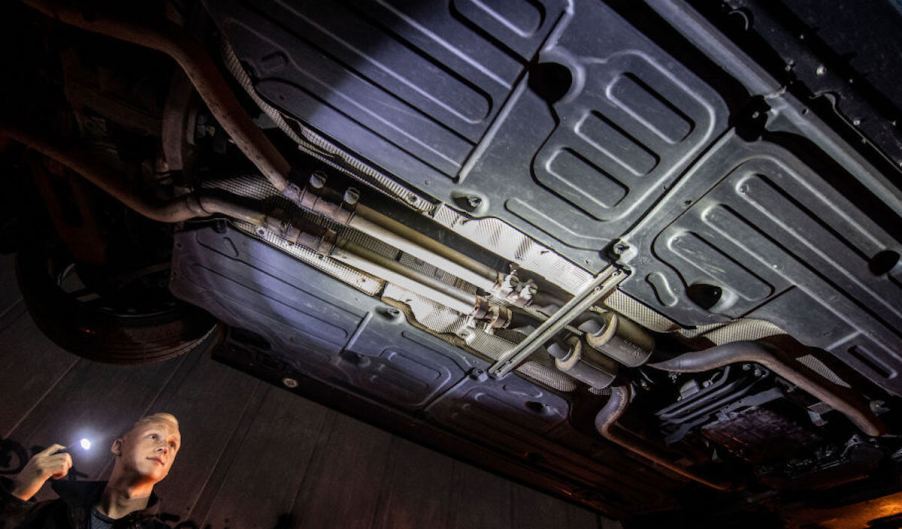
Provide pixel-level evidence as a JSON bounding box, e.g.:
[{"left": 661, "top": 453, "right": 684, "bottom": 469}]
[
  {"left": 869, "top": 250, "right": 900, "bottom": 276},
  {"left": 528, "top": 62, "right": 572, "bottom": 104},
  {"left": 525, "top": 400, "right": 546, "bottom": 414},
  {"left": 686, "top": 283, "right": 723, "bottom": 311}
]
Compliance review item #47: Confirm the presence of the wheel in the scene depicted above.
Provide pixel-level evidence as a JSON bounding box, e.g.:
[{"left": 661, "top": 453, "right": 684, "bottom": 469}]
[{"left": 16, "top": 242, "right": 220, "bottom": 364}]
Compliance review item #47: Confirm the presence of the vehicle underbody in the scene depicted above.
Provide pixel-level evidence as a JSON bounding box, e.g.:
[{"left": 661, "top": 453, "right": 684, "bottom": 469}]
[{"left": 2, "top": 1, "right": 901, "bottom": 527}]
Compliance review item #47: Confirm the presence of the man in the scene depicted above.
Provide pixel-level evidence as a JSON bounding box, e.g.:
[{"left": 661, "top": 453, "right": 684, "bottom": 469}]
[{"left": 1, "top": 413, "right": 181, "bottom": 529}]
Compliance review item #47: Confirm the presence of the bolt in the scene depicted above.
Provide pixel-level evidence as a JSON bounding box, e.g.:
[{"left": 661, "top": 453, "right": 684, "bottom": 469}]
[
  {"left": 343, "top": 187, "right": 360, "bottom": 206},
  {"left": 255, "top": 227, "right": 267, "bottom": 237},
  {"left": 466, "top": 195, "right": 482, "bottom": 209},
  {"left": 282, "top": 377, "right": 299, "bottom": 389},
  {"left": 469, "top": 368, "right": 488, "bottom": 382},
  {"left": 852, "top": 118, "right": 861, "bottom": 126},
  {"left": 870, "top": 400, "right": 888, "bottom": 414},
  {"left": 815, "top": 65, "right": 826, "bottom": 76},
  {"left": 309, "top": 170, "right": 327, "bottom": 190}
]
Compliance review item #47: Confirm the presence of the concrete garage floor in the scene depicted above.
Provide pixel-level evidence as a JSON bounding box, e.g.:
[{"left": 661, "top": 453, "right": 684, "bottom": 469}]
[{"left": 0, "top": 253, "right": 615, "bottom": 529}]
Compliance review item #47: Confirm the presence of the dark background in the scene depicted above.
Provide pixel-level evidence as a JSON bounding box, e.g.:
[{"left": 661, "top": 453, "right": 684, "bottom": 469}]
[{"left": 0, "top": 253, "right": 612, "bottom": 529}]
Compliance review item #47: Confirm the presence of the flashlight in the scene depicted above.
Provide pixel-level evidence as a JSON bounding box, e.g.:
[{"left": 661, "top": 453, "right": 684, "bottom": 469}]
[{"left": 52, "top": 438, "right": 93, "bottom": 455}]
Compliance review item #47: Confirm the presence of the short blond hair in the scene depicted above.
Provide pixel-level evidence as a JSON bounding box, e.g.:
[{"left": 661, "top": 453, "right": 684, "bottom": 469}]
[{"left": 122, "top": 412, "right": 180, "bottom": 438}]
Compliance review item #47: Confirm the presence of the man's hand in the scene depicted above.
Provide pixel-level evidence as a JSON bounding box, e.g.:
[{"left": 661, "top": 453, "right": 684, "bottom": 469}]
[{"left": 10, "top": 444, "right": 72, "bottom": 501}]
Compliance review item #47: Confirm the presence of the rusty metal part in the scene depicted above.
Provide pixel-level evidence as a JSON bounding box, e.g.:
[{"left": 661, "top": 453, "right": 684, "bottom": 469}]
[
  {"left": 10, "top": 126, "right": 491, "bottom": 319},
  {"left": 220, "top": 39, "right": 439, "bottom": 217},
  {"left": 2, "top": 124, "right": 264, "bottom": 225},
  {"left": 195, "top": 196, "right": 267, "bottom": 226},
  {"left": 259, "top": 212, "right": 335, "bottom": 252},
  {"left": 353, "top": 208, "right": 499, "bottom": 292},
  {"left": 339, "top": 238, "right": 476, "bottom": 311},
  {"left": 468, "top": 297, "right": 512, "bottom": 334},
  {"left": 493, "top": 266, "right": 537, "bottom": 306},
  {"left": 581, "top": 312, "right": 655, "bottom": 367},
  {"left": 285, "top": 174, "right": 501, "bottom": 293},
  {"left": 549, "top": 336, "right": 617, "bottom": 389},
  {"left": 648, "top": 341, "right": 886, "bottom": 437},
  {"left": 330, "top": 244, "right": 476, "bottom": 314},
  {"left": 356, "top": 204, "right": 499, "bottom": 289},
  {"left": 23, "top": 0, "right": 292, "bottom": 193},
  {"left": 489, "top": 268, "right": 627, "bottom": 378},
  {"left": 595, "top": 385, "right": 735, "bottom": 491},
  {"left": 254, "top": 211, "right": 487, "bottom": 317},
  {"left": 9, "top": 126, "right": 499, "bottom": 316},
  {"left": 283, "top": 181, "right": 357, "bottom": 225}
]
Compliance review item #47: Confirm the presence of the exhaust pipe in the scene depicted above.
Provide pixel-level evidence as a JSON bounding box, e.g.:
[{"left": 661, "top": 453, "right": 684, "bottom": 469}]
[
  {"left": 595, "top": 385, "right": 735, "bottom": 491},
  {"left": 1, "top": 125, "right": 263, "bottom": 224},
  {"left": 648, "top": 341, "right": 885, "bottom": 437},
  {"left": 22, "top": 0, "right": 293, "bottom": 195}
]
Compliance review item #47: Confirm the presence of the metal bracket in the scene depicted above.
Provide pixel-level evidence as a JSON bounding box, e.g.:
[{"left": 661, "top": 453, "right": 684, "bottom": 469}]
[{"left": 488, "top": 267, "right": 627, "bottom": 378}]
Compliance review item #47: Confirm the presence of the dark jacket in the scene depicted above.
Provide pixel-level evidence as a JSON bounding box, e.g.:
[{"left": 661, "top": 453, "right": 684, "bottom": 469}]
[{"left": 0, "top": 478, "right": 167, "bottom": 529}]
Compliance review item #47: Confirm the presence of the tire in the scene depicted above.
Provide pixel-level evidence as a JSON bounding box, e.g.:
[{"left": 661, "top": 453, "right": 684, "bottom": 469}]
[{"left": 15, "top": 243, "right": 221, "bottom": 364}]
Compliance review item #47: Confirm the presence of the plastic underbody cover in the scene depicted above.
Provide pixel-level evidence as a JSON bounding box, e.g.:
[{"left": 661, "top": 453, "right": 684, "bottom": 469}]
[
  {"left": 169, "top": 223, "right": 683, "bottom": 514},
  {"left": 201, "top": 0, "right": 902, "bottom": 396}
]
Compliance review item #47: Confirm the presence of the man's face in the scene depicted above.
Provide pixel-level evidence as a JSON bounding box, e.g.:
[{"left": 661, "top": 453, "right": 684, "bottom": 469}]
[{"left": 113, "top": 420, "right": 181, "bottom": 483}]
